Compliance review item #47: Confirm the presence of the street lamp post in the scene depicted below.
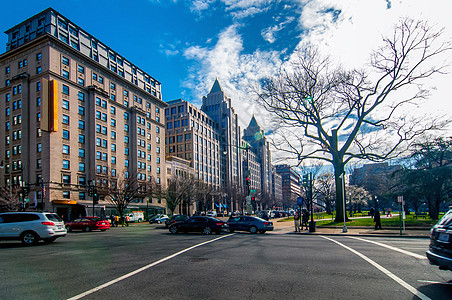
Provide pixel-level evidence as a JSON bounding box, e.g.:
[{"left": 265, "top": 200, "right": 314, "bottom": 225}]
[{"left": 340, "top": 172, "right": 347, "bottom": 233}]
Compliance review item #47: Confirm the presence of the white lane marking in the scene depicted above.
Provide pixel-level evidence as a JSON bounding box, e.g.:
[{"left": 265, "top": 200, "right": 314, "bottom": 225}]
[
  {"left": 67, "top": 234, "right": 235, "bottom": 300},
  {"left": 348, "top": 236, "right": 427, "bottom": 260},
  {"left": 418, "top": 280, "right": 452, "bottom": 285},
  {"left": 321, "top": 236, "right": 431, "bottom": 300}
]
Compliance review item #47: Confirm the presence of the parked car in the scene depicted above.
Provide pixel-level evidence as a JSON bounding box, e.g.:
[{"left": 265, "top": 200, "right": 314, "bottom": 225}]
[
  {"left": 169, "top": 216, "right": 228, "bottom": 235},
  {"left": 65, "top": 217, "right": 110, "bottom": 232},
  {"left": 0, "top": 212, "right": 66, "bottom": 245},
  {"left": 165, "top": 214, "right": 189, "bottom": 228},
  {"left": 206, "top": 211, "right": 217, "bottom": 217},
  {"left": 227, "top": 216, "right": 273, "bottom": 234},
  {"left": 149, "top": 214, "right": 169, "bottom": 224},
  {"left": 426, "top": 209, "right": 452, "bottom": 271}
]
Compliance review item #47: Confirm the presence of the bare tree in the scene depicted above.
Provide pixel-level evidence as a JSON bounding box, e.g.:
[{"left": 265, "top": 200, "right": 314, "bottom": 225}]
[
  {"left": 100, "top": 172, "right": 161, "bottom": 223},
  {"left": 166, "top": 175, "right": 196, "bottom": 215},
  {"left": 0, "top": 185, "right": 23, "bottom": 212},
  {"left": 194, "top": 181, "right": 219, "bottom": 214},
  {"left": 255, "top": 18, "right": 451, "bottom": 222},
  {"left": 314, "top": 172, "right": 336, "bottom": 214}
]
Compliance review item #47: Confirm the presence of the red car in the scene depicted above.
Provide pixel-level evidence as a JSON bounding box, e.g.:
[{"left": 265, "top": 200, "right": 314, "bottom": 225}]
[{"left": 65, "top": 217, "right": 110, "bottom": 232}]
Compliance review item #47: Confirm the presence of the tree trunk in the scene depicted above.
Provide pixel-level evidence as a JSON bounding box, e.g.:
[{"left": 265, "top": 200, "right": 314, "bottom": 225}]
[{"left": 334, "top": 163, "right": 348, "bottom": 223}]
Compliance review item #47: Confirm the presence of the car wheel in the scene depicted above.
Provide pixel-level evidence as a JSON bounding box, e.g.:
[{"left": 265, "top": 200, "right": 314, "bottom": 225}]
[
  {"left": 21, "top": 231, "right": 39, "bottom": 246},
  {"left": 169, "top": 226, "right": 178, "bottom": 234},
  {"left": 203, "top": 227, "right": 212, "bottom": 235},
  {"left": 43, "top": 237, "right": 57, "bottom": 243},
  {"left": 249, "top": 226, "right": 258, "bottom": 234},
  {"left": 157, "top": 220, "right": 161, "bottom": 224},
  {"left": 138, "top": 219, "right": 142, "bottom": 223},
  {"left": 84, "top": 226, "right": 91, "bottom": 232},
  {"left": 101, "top": 229, "right": 106, "bottom": 232},
  {"left": 259, "top": 230, "right": 266, "bottom": 234},
  {"left": 66, "top": 225, "right": 72, "bottom": 232}
]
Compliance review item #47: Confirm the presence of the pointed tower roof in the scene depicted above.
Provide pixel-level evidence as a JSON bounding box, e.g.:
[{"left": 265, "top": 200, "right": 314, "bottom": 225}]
[
  {"left": 209, "top": 78, "right": 223, "bottom": 94},
  {"left": 248, "top": 115, "right": 259, "bottom": 128}
]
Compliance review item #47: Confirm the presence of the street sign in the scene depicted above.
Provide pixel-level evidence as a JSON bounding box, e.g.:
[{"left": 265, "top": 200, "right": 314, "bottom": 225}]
[
  {"left": 398, "top": 196, "right": 403, "bottom": 203},
  {"left": 297, "top": 197, "right": 303, "bottom": 205}
]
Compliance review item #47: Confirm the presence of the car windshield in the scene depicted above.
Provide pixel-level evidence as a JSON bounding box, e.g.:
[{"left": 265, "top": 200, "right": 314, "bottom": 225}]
[
  {"left": 46, "top": 214, "right": 63, "bottom": 222},
  {"left": 437, "top": 210, "right": 452, "bottom": 227}
]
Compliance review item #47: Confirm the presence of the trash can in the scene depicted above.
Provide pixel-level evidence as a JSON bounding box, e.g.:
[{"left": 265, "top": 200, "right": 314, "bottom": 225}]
[{"left": 309, "top": 220, "right": 316, "bottom": 232}]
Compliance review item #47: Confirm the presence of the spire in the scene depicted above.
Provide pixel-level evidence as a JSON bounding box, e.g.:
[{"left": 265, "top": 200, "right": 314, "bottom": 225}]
[
  {"left": 209, "top": 77, "right": 223, "bottom": 94},
  {"left": 248, "top": 115, "right": 259, "bottom": 128}
]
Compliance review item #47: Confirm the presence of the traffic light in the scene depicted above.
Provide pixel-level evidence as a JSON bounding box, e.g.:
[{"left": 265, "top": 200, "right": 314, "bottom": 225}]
[
  {"left": 22, "top": 184, "right": 30, "bottom": 196},
  {"left": 93, "top": 190, "right": 98, "bottom": 204},
  {"left": 246, "top": 176, "right": 251, "bottom": 187},
  {"left": 302, "top": 174, "right": 309, "bottom": 187},
  {"left": 251, "top": 197, "right": 255, "bottom": 201},
  {"left": 88, "top": 186, "right": 93, "bottom": 197}
]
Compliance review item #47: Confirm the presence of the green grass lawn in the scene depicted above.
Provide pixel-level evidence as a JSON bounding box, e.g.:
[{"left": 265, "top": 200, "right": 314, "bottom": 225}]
[{"left": 280, "top": 213, "right": 439, "bottom": 227}]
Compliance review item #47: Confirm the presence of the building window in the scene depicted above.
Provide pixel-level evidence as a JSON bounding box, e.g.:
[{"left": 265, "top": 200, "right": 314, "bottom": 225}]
[
  {"left": 62, "top": 56, "right": 69, "bottom": 65},
  {"left": 63, "top": 145, "right": 70, "bottom": 154},
  {"left": 37, "top": 82, "right": 41, "bottom": 91},
  {"left": 78, "top": 78, "right": 84, "bottom": 86},
  {"left": 63, "top": 160, "right": 70, "bottom": 169},
  {"left": 62, "top": 100, "right": 69, "bottom": 110},
  {"left": 36, "top": 97, "right": 41, "bottom": 106},
  {"left": 63, "top": 130, "right": 69, "bottom": 139},
  {"left": 78, "top": 106, "right": 85, "bottom": 116},
  {"left": 77, "top": 65, "right": 84, "bottom": 73},
  {"left": 110, "top": 82, "right": 116, "bottom": 90},
  {"left": 79, "top": 163, "right": 85, "bottom": 172},
  {"left": 78, "top": 92, "right": 85, "bottom": 101},
  {"left": 62, "top": 70, "right": 69, "bottom": 79},
  {"left": 62, "top": 174, "right": 71, "bottom": 184},
  {"left": 79, "top": 148, "right": 85, "bottom": 157},
  {"left": 62, "top": 85, "right": 69, "bottom": 95},
  {"left": 62, "top": 115, "right": 69, "bottom": 125},
  {"left": 79, "top": 134, "right": 85, "bottom": 143},
  {"left": 37, "top": 143, "right": 42, "bottom": 153},
  {"left": 36, "top": 66, "right": 41, "bottom": 74},
  {"left": 36, "top": 53, "right": 42, "bottom": 61}
]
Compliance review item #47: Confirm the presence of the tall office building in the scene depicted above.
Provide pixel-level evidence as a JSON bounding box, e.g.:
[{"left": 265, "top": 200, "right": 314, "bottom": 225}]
[
  {"left": 243, "top": 116, "right": 273, "bottom": 207},
  {"left": 275, "top": 164, "right": 301, "bottom": 208},
  {"left": 201, "top": 79, "right": 243, "bottom": 211},
  {"left": 0, "top": 8, "right": 167, "bottom": 219},
  {"left": 164, "top": 99, "right": 221, "bottom": 189}
]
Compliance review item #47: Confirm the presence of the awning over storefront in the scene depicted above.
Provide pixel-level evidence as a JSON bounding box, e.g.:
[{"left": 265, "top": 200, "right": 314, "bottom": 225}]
[{"left": 53, "top": 200, "right": 77, "bottom": 205}]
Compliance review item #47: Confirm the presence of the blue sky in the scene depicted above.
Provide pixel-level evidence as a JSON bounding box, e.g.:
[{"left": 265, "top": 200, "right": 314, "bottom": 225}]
[{"left": 1, "top": 0, "right": 451, "bottom": 140}]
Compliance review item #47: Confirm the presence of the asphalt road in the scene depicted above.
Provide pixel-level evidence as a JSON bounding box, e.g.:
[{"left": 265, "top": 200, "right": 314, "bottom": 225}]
[{"left": 1, "top": 224, "right": 451, "bottom": 300}]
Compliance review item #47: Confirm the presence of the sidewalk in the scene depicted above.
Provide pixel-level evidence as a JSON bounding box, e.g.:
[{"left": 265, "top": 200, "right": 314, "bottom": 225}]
[{"left": 271, "top": 218, "right": 431, "bottom": 238}]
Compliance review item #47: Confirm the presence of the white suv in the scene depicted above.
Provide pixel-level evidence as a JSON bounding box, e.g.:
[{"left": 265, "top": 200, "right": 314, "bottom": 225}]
[{"left": 0, "top": 212, "right": 67, "bottom": 246}]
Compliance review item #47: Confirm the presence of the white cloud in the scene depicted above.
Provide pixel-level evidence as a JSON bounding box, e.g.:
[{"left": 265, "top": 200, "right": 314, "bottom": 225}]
[{"left": 261, "top": 16, "right": 295, "bottom": 43}]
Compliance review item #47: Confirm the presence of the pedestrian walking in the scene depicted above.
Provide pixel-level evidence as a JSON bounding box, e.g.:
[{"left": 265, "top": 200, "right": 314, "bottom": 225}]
[
  {"left": 294, "top": 211, "right": 300, "bottom": 232},
  {"left": 115, "top": 215, "right": 119, "bottom": 227},
  {"left": 110, "top": 215, "right": 115, "bottom": 227},
  {"left": 374, "top": 209, "right": 382, "bottom": 230},
  {"left": 125, "top": 215, "right": 130, "bottom": 227},
  {"left": 369, "top": 207, "right": 375, "bottom": 218},
  {"left": 301, "top": 209, "right": 309, "bottom": 230}
]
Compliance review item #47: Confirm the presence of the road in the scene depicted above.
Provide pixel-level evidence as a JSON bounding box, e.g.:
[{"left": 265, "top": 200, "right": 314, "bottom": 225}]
[{"left": 1, "top": 224, "right": 450, "bottom": 300}]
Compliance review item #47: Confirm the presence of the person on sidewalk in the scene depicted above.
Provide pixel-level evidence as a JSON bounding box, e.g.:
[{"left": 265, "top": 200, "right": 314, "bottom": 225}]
[
  {"left": 374, "top": 209, "right": 382, "bottom": 230},
  {"left": 294, "top": 211, "right": 300, "bottom": 232},
  {"left": 115, "top": 215, "right": 119, "bottom": 227},
  {"left": 110, "top": 215, "right": 115, "bottom": 227},
  {"left": 125, "top": 215, "right": 130, "bottom": 227}
]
